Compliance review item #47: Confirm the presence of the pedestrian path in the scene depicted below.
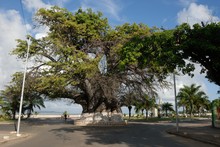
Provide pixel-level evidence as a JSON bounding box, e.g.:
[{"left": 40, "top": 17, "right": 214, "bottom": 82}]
[
  {"left": 0, "top": 121, "right": 29, "bottom": 144},
  {"left": 167, "top": 121, "right": 220, "bottom": 146},
  {"left": 0, "top": 131, "right": 29, "bottom": 144}
]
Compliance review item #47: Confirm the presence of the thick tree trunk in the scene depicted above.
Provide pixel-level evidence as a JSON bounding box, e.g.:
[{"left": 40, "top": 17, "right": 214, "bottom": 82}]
[
  {"left": 73, "top": 76, "right": 125, "bottom": 125},
  {"left": 75, "top": 78, "right": 122, "bottom": 114}
]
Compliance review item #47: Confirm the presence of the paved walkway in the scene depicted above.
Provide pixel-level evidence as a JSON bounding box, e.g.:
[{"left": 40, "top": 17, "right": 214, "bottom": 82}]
[
  {"left": 0, "top": 121, "right": 28, "bottom": 144},
  {"left": 0, "top": 131, "right": 29, "bottom": 144},
  {"left": 167, "top": 120, "right": 220, "bottom": 146},
  {"left": 0, "top": 119, "right": 219, "bottom": 146}
]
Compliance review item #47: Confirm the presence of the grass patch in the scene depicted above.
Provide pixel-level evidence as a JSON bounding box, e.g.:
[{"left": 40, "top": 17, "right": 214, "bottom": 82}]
[
  {"left": 124, "top": 116, "right": 175, "bottom": 122},
  {"left": 123, "top": 116, "right": 196, "bottom": 122},
  {"left": 0, "top": 115, "right": 13, "bottom": 122}
]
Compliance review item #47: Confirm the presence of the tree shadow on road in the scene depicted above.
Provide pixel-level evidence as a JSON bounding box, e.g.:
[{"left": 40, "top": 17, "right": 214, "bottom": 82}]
[
  {"left": 22, "top": 118, "right": 74, "bottom": 126},
  {"left": 49, "top": 122, "right": 195, "bottom": 147}
]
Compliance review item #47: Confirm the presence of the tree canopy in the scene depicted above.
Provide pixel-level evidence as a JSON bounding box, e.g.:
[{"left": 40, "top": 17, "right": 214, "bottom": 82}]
[
  {"left": 10, "top": 6, "right": 218, "bottom": 115},
  {"left": 174, "top": 22, "right": 220, "bottom": 86},
  {"left": 12, "top": 6, "right": 188, "bottom": 113}
]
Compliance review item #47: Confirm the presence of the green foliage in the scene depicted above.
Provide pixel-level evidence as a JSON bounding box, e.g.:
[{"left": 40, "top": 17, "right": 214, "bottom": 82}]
[
  {"left": 118, "top": 28, "right": 194, "bottom": 81},
  {"left": 13, "top": 6, "right": 108, "bottom": 87},
  {"left": 0, "top": 72, "right": 45, "bottom": 119},
  {"left": 0, "top": 97, "right": 4, "bottom": 107},
  {"left": 10, "top": 7, "right": 202, "bottom": 113},
  {"left": 212, "top": 99, "right": 220, "bottom": 107},
  {"left": 124, "top": 116, "right": 175, "bottom": 122},
  {"left": 134, "top": 95, "right": 157, "bottom": 119},
  {"left": 162, "top": 102, "right": 174, "bottom": 117},
  {"left": 35, "top": 6, "right": 109, "bottom": 49},
  {"left": 0, "top": 84, "right": 20, "bottom": 119},
  {"left": 63, "top": 111, "right": 68, "bottom": 115},
  {"left": 177, "top": 84, "right": 209, "bottom": 119},
  {"left": 174, "top": 22, "right": 220, "bottom": 86}
]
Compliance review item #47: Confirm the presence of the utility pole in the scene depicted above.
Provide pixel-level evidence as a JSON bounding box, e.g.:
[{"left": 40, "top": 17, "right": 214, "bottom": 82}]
[
  {"left": 173, "top": 73, "right": 179, "bottom": 132},
  {"left": 17, "top": 37, "right": 31, "bottom": 136}
]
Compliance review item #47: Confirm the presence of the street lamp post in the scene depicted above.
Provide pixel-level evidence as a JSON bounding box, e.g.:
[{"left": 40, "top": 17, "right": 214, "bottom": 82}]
[
  {"left": 173, "top": 73, "right": 179, "bottom": 132},
  {"left": 16, "top": 37, "right": 31, "bottom": 136}
]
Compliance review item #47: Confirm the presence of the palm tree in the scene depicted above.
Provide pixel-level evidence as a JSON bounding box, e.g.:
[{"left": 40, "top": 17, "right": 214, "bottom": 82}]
[
  {"left": 0, "top": 85, "right": 20, "bottom": 119},
  {"left": 177, "top": 84, "right": 209, "bottom": 120},
  {"left": 134, "top": 102, "right": 145, "bottom": 116},
  {"left": 135, "top": 95, "right": 156, "bottom": 119},
  {"left": 23, "top": 97, "right": 45, "bottom": 118},
  {"left": 195, "top": 96, "right": 210, "bottom": 116},
  {"left": 178, "top": 97, "right": 187, "bottom": 116},
  {"left": 120, "top": 92, "right": 135, "bottom": 119},
  {"left": 0, "top": 72, "right": 45, "bottom": 119},
  {"left": 162, "top": 102, "right": 174, "bottom": 117}
]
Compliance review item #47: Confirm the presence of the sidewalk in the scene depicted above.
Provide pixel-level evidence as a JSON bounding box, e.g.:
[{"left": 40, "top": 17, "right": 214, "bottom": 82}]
[
  {"left": 0, "top": 121, "right": 29, "bottom": 144},
  {"left": 167, "top": 120, "right": 220, "bottom": 146},
  {"left": 0, "top": 131, "right": 29, "bottom": 144}
]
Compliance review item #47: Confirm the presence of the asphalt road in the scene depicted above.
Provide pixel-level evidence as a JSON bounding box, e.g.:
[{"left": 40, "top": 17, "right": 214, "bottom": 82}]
[{"left": 0, "top": 118, "right": 216, "bottom": 147}]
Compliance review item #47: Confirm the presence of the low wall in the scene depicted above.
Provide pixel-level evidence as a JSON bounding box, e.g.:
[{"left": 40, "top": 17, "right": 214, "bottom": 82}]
[{"left": 74, "top": 112, "right": 127, "bottom": 126}]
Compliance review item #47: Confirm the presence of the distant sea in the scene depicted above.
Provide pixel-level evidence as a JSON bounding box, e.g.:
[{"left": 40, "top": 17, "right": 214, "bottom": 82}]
[
  {"left": 36, "top": 106, "right": 132, "bottom": 115},
  {"left": 37, "top": 110, "right": 81, "bottom": 115}
]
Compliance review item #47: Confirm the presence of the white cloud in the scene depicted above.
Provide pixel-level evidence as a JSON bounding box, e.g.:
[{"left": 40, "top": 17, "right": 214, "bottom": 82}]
[
  {"left": 0, "top": 10, "right": 27, "bottom": 90},
  {"left": 81, "top": 0, "right": 123, "bottom": 22},
  {"left": 22, "top": 0, "right": 70, "bottom": 13},
  {"left": 35, "top": 32, "right": 47, "bottom": 39},
  {"left": 33, "top": 26, "right": 49, "bottom": 39},
  {"left": 177, "top": 3, "right": 220, "bottom": 26},
  {"left": 158, "top": 62, "right": 208, "bottom": 105},
  {"left": 0, "top": 0, "right": 50, "bottom": 90},
  {"left": 22, "top": 0, "right": 65, "bottom": 39},
  {"left": 22, "top": 0, "right": 52, "bottom": 12}
]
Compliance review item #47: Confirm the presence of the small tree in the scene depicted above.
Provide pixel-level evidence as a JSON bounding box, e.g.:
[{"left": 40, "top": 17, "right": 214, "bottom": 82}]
[
  {"left": 162, "top": 102, "right": 174, "bottom": 117},
  {"left": 135, "top": 95, "right": 157, "bottom": 119},
  {"left": 120, "top": 92, "right": 137, "bottom": 119},
  {"left": 194, "top": 97, "right": 210, "bottom": 116},
  {"left": 0, "top": 85, "right": 20, "bottom": 119},
  {"left": 0, "top": 72, "right": 45, "bottom": 119},
  {"left": 177, "top": 84, "right": 209, "bottom": 120},
  {"left": 212, "top": 99, "right": 220, "bottom": 119}
]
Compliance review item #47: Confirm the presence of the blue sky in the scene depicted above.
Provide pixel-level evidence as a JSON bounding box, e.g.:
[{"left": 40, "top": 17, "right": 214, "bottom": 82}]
[{"left": 0, "top": 0, "right": 219, "bottom": 114}]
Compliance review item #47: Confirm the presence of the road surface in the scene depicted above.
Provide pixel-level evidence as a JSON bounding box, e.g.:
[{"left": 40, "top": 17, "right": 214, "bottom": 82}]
[{"left": 0, "top": 118, "right": 215, "bottom": 147}]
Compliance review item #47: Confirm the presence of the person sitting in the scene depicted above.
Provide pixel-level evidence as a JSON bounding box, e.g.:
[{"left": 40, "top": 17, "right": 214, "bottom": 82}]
[{"left": 63, "top": 111, "right": 68, "bottom": 121}]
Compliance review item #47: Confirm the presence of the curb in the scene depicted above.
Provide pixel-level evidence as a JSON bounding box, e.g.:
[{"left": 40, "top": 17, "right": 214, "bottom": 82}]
[
  {"left": 0, "top": 132, "right": 29, "bottom": 144},
  {"left": 166, "top": 130, "right": 220, "bottom": 147}
]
